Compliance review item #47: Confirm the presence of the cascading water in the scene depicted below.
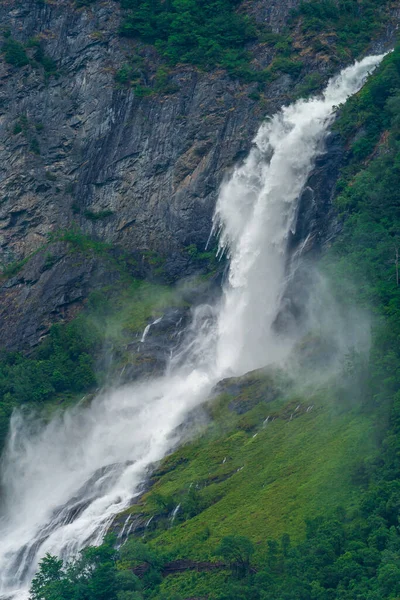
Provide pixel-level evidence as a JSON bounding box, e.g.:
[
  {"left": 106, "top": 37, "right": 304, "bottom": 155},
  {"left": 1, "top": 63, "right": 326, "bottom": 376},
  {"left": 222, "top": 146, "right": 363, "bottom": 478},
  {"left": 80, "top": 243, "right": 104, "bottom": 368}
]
[{"left": 0, "top": 54, "right": 384, "bottom": 599}]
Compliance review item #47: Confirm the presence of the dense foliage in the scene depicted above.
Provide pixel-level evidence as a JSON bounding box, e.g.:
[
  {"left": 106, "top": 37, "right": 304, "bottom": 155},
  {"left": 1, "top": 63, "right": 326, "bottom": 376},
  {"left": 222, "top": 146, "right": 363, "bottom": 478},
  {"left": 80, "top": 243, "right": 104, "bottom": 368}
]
[
  {"left": 1, "top": 34, "right": 29, "bottom": 67},
  {"left": 0, "top": 0, "right": 392, "bottom": 89},
  {"left": 115, "top": 0, "right": 391, "bottom": 84},
  {"left": 0, "top": 321, "right": 98, "bottom": 445},
  {"left": 0, "top": 235, "right": 186, "bottom": 448},
  {"left": 330, "top": 46, "right": 400, "bottom": 402},
  {"left": 1, "top": 31, "right": 58, "bottom": 77},
  {"left": 295, "top": 0, "right": 390, "bottom": 59},
  {"left": 30, "top": 495, "right": 400, "bottom": 600},
  {"left": 119, "top": 0, "right": 257, "bottom": 75}
]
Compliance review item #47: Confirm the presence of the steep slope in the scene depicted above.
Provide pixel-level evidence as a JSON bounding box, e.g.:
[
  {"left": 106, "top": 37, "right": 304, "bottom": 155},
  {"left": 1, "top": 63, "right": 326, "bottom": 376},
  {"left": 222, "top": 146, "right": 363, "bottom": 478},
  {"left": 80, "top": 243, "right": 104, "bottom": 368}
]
[
  {"left": 0, "top": 52, "right": 384, "bottom": 599},
  {"left": 117, "top": 372, "right": 378, "bottom": 552}
]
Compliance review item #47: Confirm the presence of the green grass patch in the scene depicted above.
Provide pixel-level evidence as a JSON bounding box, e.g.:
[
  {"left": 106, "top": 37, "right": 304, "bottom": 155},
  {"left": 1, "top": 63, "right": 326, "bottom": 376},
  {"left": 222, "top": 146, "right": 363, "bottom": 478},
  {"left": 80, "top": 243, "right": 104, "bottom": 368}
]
[{"left": 121, "top": 375, "right": 377, "bottom": 562}]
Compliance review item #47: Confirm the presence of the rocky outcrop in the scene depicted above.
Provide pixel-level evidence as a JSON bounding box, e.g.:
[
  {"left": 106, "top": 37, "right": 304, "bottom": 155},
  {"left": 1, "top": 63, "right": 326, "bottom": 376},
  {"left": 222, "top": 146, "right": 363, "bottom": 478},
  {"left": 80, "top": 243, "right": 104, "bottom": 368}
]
[{"left": 0, "top": 0, "right": 375, "bottom": 270}]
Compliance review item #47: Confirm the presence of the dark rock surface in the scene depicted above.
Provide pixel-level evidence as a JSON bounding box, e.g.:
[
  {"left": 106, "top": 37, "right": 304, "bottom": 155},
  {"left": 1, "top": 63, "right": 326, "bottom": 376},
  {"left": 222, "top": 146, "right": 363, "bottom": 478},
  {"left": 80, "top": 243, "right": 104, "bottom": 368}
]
[
  {"left": 121, "top": 306, "right": 191, "bottom": 381},
  {"left": 212, "top": 369, "right": 283, "bottom": 414},
  {"left": 0, "top": 241, "right": 121, "bottom": 350},
  {"left": 289, "top": 130, "right": 345, "bottom": 257},
  {"left": 0, "top": 0, "right": 291, "bottom": 270}
]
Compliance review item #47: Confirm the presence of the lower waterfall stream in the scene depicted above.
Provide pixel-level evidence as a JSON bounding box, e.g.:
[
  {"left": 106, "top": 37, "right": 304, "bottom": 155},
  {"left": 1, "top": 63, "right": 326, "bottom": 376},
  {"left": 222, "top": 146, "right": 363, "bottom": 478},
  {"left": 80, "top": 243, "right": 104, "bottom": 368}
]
[{"left": 0, "top": 54, "right": 385, "bottom": 599}]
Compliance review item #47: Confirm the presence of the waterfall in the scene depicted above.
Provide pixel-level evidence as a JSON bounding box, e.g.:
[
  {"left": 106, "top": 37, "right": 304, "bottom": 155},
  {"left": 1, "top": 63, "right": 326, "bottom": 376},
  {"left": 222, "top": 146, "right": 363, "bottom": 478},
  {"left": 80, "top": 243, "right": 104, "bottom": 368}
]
[{"left": 0, "top": 54, "right": 384, "bottom": 599}]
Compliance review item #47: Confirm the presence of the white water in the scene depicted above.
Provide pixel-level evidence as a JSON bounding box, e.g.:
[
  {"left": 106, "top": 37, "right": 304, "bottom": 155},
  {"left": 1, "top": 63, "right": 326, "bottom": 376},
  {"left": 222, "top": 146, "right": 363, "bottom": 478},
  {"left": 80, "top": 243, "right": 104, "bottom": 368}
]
[
  {"left": 140, "top": 317, "right": 163, "bottom": 343},
  {"left": 0, "top": 54, "right": 384, "bottom": 599}
]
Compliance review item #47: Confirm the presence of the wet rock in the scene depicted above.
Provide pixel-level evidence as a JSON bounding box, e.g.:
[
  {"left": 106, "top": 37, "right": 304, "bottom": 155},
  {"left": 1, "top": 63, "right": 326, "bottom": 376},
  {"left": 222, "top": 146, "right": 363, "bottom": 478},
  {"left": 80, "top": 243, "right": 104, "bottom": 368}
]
[
  {"left": 212, "top": 369, "right": 282, "bottom": 414},
  {"left": 121, "top": 307, "right": 191, "bottom": 381},
  {"left": 290, "top": 129, "right": 345, "bottom": 257}
]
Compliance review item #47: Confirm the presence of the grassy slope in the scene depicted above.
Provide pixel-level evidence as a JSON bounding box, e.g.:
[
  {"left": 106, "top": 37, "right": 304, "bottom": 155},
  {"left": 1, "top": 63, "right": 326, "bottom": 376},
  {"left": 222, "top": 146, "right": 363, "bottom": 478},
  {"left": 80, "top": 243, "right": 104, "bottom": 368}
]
[{"left": 122, "top": 374, "right": 378, "bottom": 572}]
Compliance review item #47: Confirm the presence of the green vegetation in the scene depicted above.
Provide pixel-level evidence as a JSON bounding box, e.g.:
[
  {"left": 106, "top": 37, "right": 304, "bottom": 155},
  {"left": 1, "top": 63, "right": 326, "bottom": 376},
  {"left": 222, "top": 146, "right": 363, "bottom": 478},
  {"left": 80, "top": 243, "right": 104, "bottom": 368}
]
[
  {"left": 294, "top": 0, "right": 390, "bottom": 60},
  {"left": 0, "top": 321, "right": 98, "bottom": 445},
  {"left": 2, "top": 0, "right": 392, "bottom": 95},
  {"left": 30, "top": 137, "right": 40, "bottom": 154},
  {"left": 27, "top": 37, "right": 58, "bottom": 76},
  {"left": 0, "top": 275, "right": 181, "bottom": 446},
  {"left": 75, "top": 0, "right": 97, "bottom": 7},
  {"left": 1, "top": 255, "right": 31, "bottom": 278},
  {"left": 0, "top": 225, "right": 190, "bottom": 447},
  {"left": 12, "top": 114, "right": 46, "bottom": 151},
  {"left": 13, "top": 115, "right": 29, "bottom": 135},
  {"left": 270, "top": 56, "right": 303, "bottom": 77},
  {"left": 119, "top": 0, "right": 257, "bottom": 77},
  {"left": 328, "top": 48, "right": 400, "bottom": 389},
  {"left": 28, "top": 365, "right": 386, "bottom": 599},
  {"left": 113, "top": 0, "right": 392, "bottom": 88},
  {"left": 30, "top": 390, "right": 400, "bottom": 599},
  {"left": 293, "top": 72, "right": 324, "bottom": 99},
  {"left": 83, "top": 209, "right": 114, "bottom": 221},
  {"left": 49, "top": 228, "right": 114, "bottom": 255},
  {"left": 185, "top": 244, "right": 218, "bottom": 272},
  {"left": 334, "top": 49, "right": 400, "bottom": 167},
  {"left": 1, "top": 34, "right": 29, "bottom": 67},
  {"left": 116, "top": 62, "right": 180, "bottom": 96},
  {"left": 30, "top": 538, "right": 122, "bottom": 600},
  {"left": 1, "top": 32, "right": 57, "bottom": 76}
]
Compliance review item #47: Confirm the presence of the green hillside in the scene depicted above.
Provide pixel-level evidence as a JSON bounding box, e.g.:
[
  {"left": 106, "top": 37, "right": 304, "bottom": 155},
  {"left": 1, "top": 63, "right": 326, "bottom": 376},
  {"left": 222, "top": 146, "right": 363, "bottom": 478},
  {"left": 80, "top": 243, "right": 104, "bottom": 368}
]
[{"left": 129, "top": 375, "right": 377, "bottom": 554}]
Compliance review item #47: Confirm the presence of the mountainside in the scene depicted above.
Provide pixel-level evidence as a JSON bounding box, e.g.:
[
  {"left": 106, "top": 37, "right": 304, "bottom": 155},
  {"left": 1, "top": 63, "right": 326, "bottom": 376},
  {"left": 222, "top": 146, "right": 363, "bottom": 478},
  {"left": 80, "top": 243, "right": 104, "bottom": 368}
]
[{"left": 2, "top": 1, "right": 400, "bottom": 600}]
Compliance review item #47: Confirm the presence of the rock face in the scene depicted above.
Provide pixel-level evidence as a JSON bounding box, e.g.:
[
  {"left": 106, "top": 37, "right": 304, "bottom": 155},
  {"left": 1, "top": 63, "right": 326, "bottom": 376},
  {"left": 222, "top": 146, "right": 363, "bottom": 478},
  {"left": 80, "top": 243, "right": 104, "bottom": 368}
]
[
  {"left": 0, "top": 0, "right": 295, "bottom": 270},
  {"left": 0, "top": 0, "right": 398, "bottom": 352},
  {"left": 0, "top": 241, "right": 123, "bottom": 350},
  {"left": 0, "top": 0, "right": 363, "bottom": 268}
]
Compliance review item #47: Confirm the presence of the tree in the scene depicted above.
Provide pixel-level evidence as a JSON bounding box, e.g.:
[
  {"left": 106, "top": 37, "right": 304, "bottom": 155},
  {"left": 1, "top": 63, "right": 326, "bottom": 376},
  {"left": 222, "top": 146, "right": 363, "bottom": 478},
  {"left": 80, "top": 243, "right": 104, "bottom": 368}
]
[
  {"left": 30, "top": 538, "right": 119, "bottom": 600},
  {"left": 29, "top": 554, "right": 65, "bottom": 600},
  {"left": 215, "top": 535, "right": 254, "bottom": 577}
]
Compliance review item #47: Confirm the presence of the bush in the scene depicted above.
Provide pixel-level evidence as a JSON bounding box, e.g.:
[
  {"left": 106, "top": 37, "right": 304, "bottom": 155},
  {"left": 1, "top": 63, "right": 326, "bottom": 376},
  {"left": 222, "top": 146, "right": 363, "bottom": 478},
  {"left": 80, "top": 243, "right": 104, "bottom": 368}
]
[
  {"left": 294, "top": 0, "right": 390, "bottom": 59},
  {"left": 29, "top": 137, "right": 40, "bottom": 155},
  {"left": 270, "top": 57, "right": 303, "bottom": 77},
  {"left": 2, "top": 36, "right": 29, "bottom": 67}
]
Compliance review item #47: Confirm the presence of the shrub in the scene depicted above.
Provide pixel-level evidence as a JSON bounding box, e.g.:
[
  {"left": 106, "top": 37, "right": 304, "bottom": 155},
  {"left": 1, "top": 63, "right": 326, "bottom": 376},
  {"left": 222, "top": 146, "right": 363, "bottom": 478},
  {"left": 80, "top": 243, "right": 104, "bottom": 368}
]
[
  {"left": 270, "top": 57, "right": 303, "bottom": 77},
  {"left": 29, "top": 137, "right": 40, "bottom": 154},
  {"left": 294, "top": 0, "right": 390, "bottom": 59},
  {"left": 1, "top": 36, "right": 29, "bottom": 67},
  {"left": 115, "top": 65, "right": 132, "bottom": 85}
]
